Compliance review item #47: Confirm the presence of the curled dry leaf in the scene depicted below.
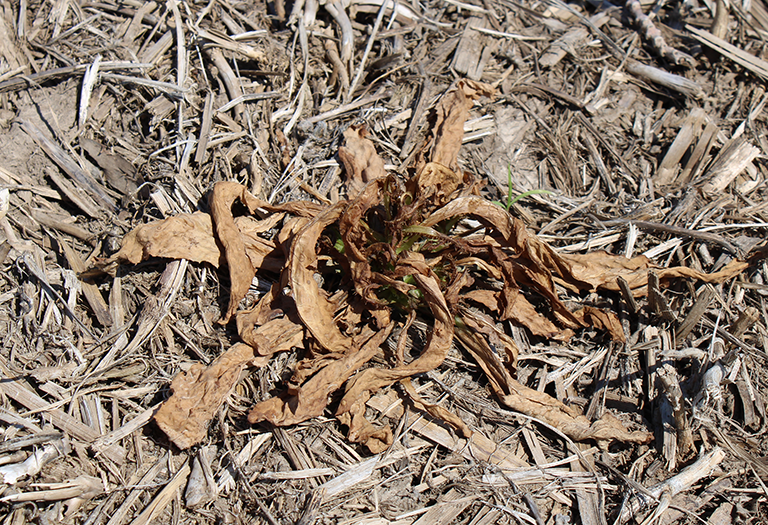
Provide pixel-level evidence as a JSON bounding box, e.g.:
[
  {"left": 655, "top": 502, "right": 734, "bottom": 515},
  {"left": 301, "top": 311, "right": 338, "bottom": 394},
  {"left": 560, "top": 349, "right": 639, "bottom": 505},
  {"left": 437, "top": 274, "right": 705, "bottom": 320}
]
[
  {"left": 418, "top": 79, "right": 496, "bottom": 173},
  {"left": 104, "top": 212, "right": 283, "bottom": 271},
  {"left": 238, "top": 315, "right": 305, "bottom": 357},
  {"left": 336, "top": 270, "right": 454, "bottom": 453},
  {"left": 289, "top": 203, "right": 351, "bottom": 352},
  {"left": 410, "top": 162, "right": 466, "bottom": 208},
  {"left": 107, "top": 212, "right": 223, "bottom": 268},
  {"left": 248, "top": 326, "right": 392, "bottom": 428},
  {"left": 498, "top": 382, "right": 653, "bottom": 446},
  {"left": 455, "top": 317, "right": 519, "bottom": 403},
  {"left": 574, "top": 306, "right": 626, "bottom": 343},
  {"left": 423, "top": 196, "right": 746, "bottom": 299},
  {"left": 338, "top": 179, "right": 389, "bottom": 310},
  {"left": 106, "top": 182, "right": 323, "bottom": 319},
  {"left": 209, "top": 181, "right": 263, "bottom": 323},
  {"left": 338, "top": 124, "right": 387, "bottom": 197},
  {"left": 503, "top": 285, "right": 575, "bottom": 341},
  {"left": 557, "top": 251, "right": 749, "bottom": 296},
  {"left": 105, "top": 212, "right": 283, "bottom": 275},
  {"left": 459, "top": 307, "right": 519, "bottom": 368},
  {"left": 154, "top": 343, "right": 256, "bottom": 449},
  {"left": 456, "top": 322, "right": 652, "bottom": 446},
  {"left": 400, "top": 378, "right": 473, "bottom": 439}
]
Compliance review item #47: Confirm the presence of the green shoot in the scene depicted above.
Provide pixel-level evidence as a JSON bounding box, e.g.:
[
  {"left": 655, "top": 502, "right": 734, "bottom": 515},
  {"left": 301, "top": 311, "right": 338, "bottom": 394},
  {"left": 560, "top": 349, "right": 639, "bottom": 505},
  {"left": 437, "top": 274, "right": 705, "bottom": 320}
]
[
  {"left": 493, "top": 165, "right": 553, "bottom": 211},
  {"left": 333, "top": 238, "right": 345, "bottom": 253}
]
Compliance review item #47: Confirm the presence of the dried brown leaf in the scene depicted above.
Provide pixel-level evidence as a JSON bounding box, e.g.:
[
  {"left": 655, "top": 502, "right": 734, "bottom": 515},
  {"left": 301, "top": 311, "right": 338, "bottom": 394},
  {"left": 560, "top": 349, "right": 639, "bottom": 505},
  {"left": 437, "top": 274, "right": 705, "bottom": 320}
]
[
  {"left": 154, "top": 343, "right": 257, "bottom": 449},
  {"left": 574, "top": 306, "right": 626, "bottom": 343},
  {"left": 460, "top": 308, "right": 521, "bottom": 369},
  {"left": 209, "top": 182, "right": 325, "bottom": 322},
  {"left": 290, "top": 203, "right": 351, "bottom": 352},
  {"left": 108, "top": 212, "right": 222, "bottom": 267},
  {"left": 106, "top": 212, "right": 283, "bottom": 277},
  {"left": 338, "top": 124, "right": 387, "bottom": 197},
  {"left": 108, "top": 181, "right": 299, "bottom": 324},
  {"left": 411, "top": 162, "right": 464, "bottom": 207},
  {"left": 456, "top": 315, "right": 519, "bottom": 394},
  {"left": 498, "top": 381, "right": 652, "bottom": 446},
  {"left": 558, "top": 252, "right": 749, "bottom": 296},
  {"left": 432, "top": 201, "right": 587, "bottom": 330},
  {"left": 455, "top": 257, "right": 504, "bottom": 280},
  {"left": 400, "top": 378, "right": 473, "bottom": 438},
  {"left": 426, "top": 197, "right": 689, "bottom": 294},
  {"left": 456, "top": 323, "right": 651, "bottom": 446},
  {"left": 419, "top": 79, "right": 495, "bottom": 173},
  {"left": 336, "top": 268, "right": 453, "bottom": 452},
  {"left": 235, "top": 276, "right": 289, "bottom": 328},
  {"left": 209, "top": 182, "right": 263, "bottom": 323},
  {"left": 339, "top": 179, "right": 390, "bottom": 306},
  {"left": 463, "top": 289, "right": 499, "bottom": 311},
  {"left": 235, "top": 216, "right": 284, "bottom": 273},
  {"left": 505, "top": 291, "right": 575, "bottom": 341},
  {"left": 248, "top": 326, "right": 391, "bottom": 427},
  {"left": 238, "top": 315, "right": 305, "bottom": 357},
  {"left": 425, "top": 196, "right": 748, "bottom": 336}
]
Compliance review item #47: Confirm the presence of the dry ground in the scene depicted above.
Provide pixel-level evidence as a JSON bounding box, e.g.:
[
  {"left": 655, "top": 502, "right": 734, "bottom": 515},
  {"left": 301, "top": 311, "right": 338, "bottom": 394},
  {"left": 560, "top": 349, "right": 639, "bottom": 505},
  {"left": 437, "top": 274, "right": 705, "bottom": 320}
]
[{"left": 1, "top": 0, "right": 768, "bottom": 523}]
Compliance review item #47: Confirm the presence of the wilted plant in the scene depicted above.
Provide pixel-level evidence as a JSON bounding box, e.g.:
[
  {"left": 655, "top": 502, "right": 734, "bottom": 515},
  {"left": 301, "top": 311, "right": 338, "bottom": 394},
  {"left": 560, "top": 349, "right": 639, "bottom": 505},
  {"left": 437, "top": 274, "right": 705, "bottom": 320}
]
[{"left": 106, "top": 80, "right": 747, "bottom": 453}]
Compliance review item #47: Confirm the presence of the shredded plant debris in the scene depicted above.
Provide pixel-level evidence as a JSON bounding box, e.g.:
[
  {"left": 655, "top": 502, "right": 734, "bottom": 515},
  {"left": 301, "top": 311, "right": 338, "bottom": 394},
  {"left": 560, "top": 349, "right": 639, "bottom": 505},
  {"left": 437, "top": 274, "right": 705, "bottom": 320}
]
[{"left": 2, "top": 0, "right": 768, "bottom": 523}]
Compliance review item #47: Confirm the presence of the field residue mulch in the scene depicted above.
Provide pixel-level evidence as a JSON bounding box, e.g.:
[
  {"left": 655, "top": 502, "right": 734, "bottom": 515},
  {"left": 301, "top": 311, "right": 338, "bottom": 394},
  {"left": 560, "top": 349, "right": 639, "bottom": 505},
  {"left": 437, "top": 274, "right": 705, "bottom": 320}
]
[{"left": 1, "top": 0, "right": 768, "bottom": 523}]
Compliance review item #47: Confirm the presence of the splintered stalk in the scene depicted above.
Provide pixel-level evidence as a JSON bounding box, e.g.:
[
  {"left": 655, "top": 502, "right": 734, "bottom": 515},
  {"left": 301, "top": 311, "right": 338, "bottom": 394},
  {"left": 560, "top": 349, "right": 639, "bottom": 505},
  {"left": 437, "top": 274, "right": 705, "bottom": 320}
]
[{"left": 324, "top": 1, "right": 353, "bottom": 63}]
